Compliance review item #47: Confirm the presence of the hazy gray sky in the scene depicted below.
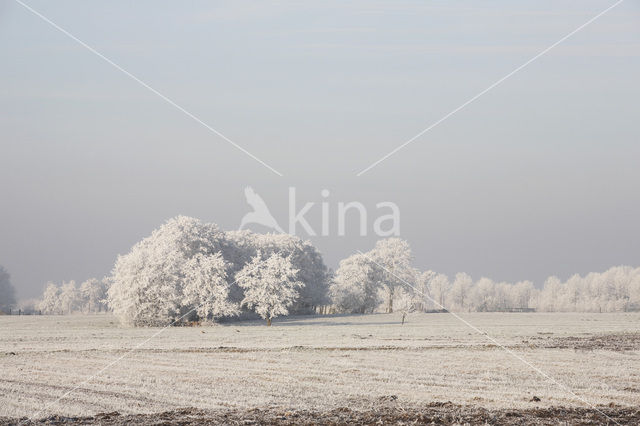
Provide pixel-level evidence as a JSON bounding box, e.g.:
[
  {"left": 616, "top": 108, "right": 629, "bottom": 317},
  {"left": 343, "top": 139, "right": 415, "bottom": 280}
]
[{"left": 1, "top": 0, "right": 639, "bottom": 300}]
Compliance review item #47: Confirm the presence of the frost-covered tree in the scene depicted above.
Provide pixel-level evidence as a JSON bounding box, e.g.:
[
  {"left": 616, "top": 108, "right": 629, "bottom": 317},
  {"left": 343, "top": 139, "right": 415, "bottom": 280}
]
[
  {"left": 470, "top": 277, "right": 495, "bottom": 312},
  {"left": 182, "top": 253, "right": 239, "bottom": 320},
  {"left": 450, "top": 272, "right": 472, "bottom": 312},
  {"left": 538, "top": 276, "right": 561, "bottom": 312},
  {"left": 79, "top": 278, "right": 109, "bottom": 313},
  {"left": 370, "top": 238, "right": 413, "bottom": 313},
  {"left": 409, "top": 270, "right": 434, "bottom": 312},
  {"left": 59, "top": 281, "right": 79, "bottom": 314},
  {"left": 393, "top": 286, "right": 418, "bottom": 321},
  {"left": 0, "top": 265, "right": 16, "bottom": 313},
  {"left": 224, "top": 231, "right": 330, "bottom": 312},
  {"left": 629, "top": 269, "right": 640, "bottom": 310},
  {"left": 236, "top": 252, "right": 304, "bottom": 326},
  {"left": 607, "top": 266, "right": 633, "bottom": 311},
  {"left": 39, "top": 282, "right": 61, "bottom": 314},
  {"left": 428, "top": 273, "right": 450, "bottom": 310},
  {"left": 108, "top": 216, "right": 230, "bottom": 326},
  {"left": 107, "top": 216, "right": 330, "bottom": 326},
  {"left": 330, "top": 253, "right": 380, "bottom": 314},
  {"left": 563, "top": 274, "right": 582, "bottom": 312},
  {"left": 512, "top": 281, "right": 535, "bottom": 309},
  {"left": 329, "top": 239, "right": 419, "bottom": 314}
]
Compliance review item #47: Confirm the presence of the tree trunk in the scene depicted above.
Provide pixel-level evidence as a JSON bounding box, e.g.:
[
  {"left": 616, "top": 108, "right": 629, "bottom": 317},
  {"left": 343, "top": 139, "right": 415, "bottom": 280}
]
[
  {"left": 267, "top": 318, "right": 272, "bottom": 326},
  {"left": 386, "top": 287, "right": 394, "bottom": 313}
]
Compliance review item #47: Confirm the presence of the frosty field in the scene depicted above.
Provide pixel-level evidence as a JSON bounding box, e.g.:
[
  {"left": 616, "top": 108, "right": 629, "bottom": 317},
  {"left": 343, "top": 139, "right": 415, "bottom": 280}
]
[{"left": 1, "top": 313, "right": 639, "bottom": 422}]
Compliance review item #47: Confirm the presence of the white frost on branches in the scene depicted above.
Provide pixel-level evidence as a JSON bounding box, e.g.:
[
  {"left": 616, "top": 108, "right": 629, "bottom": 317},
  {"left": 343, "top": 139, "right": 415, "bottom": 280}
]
[
  {"left": 330, "top": 253, "right": 379, "bottom": 314},
  {"left": 107, "top": 216, "right": 232, "bottom": 326},
  {"left": 38, "top": 278, "right": 109, "bottom": 314},
  {"left": 39, "top": 282, "right": 61, "bottom": 314},
  {"left": 370, "top": 238, "right": 414, "bottom": 313},
  {"left": 106, "top": 216, "right": 328, "bottom": 326},
  {"left": 225, "top": 231, "right": 330, "bottom": 312},
  {"left": 236, "top": 252, "right": 304, "bottom": 325},
  {"left": 182, "top": 253, "right": 239, "bottom": 320},
  {"left": 79, "top": 278, "right": 109, "bottom": 313},
  {"left": 329, "top": 238, "right": 414, "bottom": 314},
  {"left": 330, "top": 239, "right": 640, "bottom": 314},
  {"left": 33, "top": 217, "right": 640, "bottom": 323}
]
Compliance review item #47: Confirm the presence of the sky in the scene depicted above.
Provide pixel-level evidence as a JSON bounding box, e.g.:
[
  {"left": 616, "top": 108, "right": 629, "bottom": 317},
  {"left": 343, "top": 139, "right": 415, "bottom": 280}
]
[{"left": 1, "top": 0, "right": 639, "bottom": 300}]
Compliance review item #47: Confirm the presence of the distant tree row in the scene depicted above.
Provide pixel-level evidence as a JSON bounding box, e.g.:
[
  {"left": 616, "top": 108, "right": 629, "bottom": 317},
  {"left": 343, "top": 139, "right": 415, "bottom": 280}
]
[
  {"left": 28, "top": 216, "right": 640, "bottom": 323},
  {"left": 38, "top": 278, "right": 110, "bottom": 314},
  {"left": 536, "top": 267, "right": 640, "bottom": 312},
  {"left": 329, "top": 245, "right": 640, "bottom": 314},
  {"left": 330, "top": 238, "right": 414, "bottom": 314}
]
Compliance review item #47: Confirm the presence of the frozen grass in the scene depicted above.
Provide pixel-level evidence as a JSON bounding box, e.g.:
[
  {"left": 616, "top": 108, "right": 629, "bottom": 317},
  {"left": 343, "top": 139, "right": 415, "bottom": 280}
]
[{"left": 1, "top": 312, "right": 639, "bottom": 418}]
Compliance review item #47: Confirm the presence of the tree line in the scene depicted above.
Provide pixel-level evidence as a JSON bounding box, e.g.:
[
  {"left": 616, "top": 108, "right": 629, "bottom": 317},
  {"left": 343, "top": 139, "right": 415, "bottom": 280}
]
[
  {"left": 20, "top": 215, "right": 640, "bottom": 324},
  {"left": 38, "top": 278, "right": 110, "bottom": 315},
  {"left": 330, "top": 244, "right": 640, "bottom": 314}
]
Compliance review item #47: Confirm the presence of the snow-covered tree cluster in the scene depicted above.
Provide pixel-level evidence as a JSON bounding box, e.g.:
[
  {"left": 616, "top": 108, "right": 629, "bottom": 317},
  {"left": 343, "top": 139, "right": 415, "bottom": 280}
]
[
  {"left": 330, "top": 238, "right": 414, "bottom": 314},
  {"left": 37, "top": 278, "right": 110, "bottom": 314},
  {"left": 329, "top": 241, "right": 640, "bottom": 314},
  {"left": 536, "top": 266, "right": 640, "bottom": 312},
  {"left": 236, "top": 252, "right": 304, "bottom": 326},
  {"left": 31, "top": 223, "right": 639, "bottom": 320},
  {"left": 107, "top": 216, "right": 330, "bottom": 326},
  {"left": 0, "top": 265, "right": 17, "bottom": 313}
]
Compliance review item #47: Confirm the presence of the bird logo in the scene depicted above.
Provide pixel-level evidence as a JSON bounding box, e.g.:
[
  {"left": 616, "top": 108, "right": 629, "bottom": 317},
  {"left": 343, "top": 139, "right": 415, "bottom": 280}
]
[{"left": 239, "top": 186, "right": 285, "bottom": 233}]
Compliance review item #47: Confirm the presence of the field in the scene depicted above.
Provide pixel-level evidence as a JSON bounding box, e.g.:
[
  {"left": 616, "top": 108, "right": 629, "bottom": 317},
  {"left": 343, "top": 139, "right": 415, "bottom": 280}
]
[{"left": 1, "top": 312, "right": 640, "bottom": 424}]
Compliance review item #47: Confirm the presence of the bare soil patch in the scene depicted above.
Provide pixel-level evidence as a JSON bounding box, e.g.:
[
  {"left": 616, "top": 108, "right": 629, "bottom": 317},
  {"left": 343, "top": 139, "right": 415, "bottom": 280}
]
[
  {"left": 534, "top": 333, "right": 640, "bottom": 351},
  {"left": 3, "top": 404, "right": 640, "bottom": 425}
]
